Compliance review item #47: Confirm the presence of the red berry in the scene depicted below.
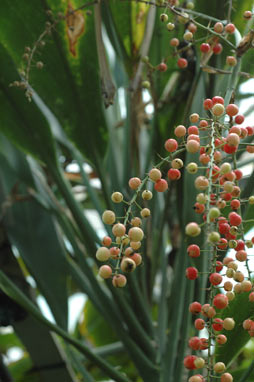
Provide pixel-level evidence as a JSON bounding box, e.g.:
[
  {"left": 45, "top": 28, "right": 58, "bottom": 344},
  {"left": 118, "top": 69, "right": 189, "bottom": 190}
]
[
  {"left": 184, "top": 355, "right": 197, "bottom": 370},
  {"left": 209, "top": 273, "right": 223, "bottom": 286},
  {"left": 177, "top": 58, "right": 188, "bottom": 68},
  {"left": 165, "top": 138, "right": 178, "bottom": 152},
  {"left": 213, "top": 43, "right": 223, "bottom": 54},
  {"left": 225, "top": 23, "right": 235, "bottom": 33},
  {"left": 186, "top": 267, "right": 198, "bottom": 280},
  {"left": 219, "top": 223, "right": 230, "bottom": 235},
  {"left": 235, "top": 240, "right": 245, "bottom": 251},
  {"left": 246, "top": 126, "right": 254, "bottom": 136},
  {"left": 217, "top": 238, "right": 228, "bottom": 250},
  {"left": 226, "top": 104, "right": 239, "bottom": 117},
  {"left": 154, "top": 179, "right": 168, "bottom": 192},
  {"left": 224, "top": 144, "right": 237, "bottom": 154},
  {"left": 228, "top": 212, "right": 242, "bottom": 226},
  {"left": 189, "top": 301, "right": 202, "bottom": 314},
  {"left": 230, "top": 199, "right": 240, "bottom": 210},
  {"left": 234, "top": 169, "right": 243, "bottom": 180},
  {"left": 216, "top": 261, "right": 223, "bottom": 272},
  {"left": 212, "top": 96, "right": 224, "bottom": 105},
  {"left": 235, "top": 114, "right": 244, "bottom": 124},
  {"left": 187, "top": 244, "right": 200, "bottom": 258},
  {"left": 188, "top": 125, "right": 199, "bottom": 135},
  {"left": 194, "top": 202, "right": 205, "bottom": 214},
  {"left": 195, "top": 318, "right": 205, "bottom": 330},
  {"left": 188, "top": 337, "right": 201, "bottom": 350},
  {"left": 212, "top": 318, "right": 224, "bottom": 331},
  {"left": 213, "top": 294, "right": 229, "bottom": 309},
  {"left": 158, "top": 62, "right": 167, "bottom": 72},
  {"left": 168, "top": 168, "right": 181, "bottom": 180},
  {"left": 203, "top": 98, "right": 213, "bottom": 110},
  {"left": 200, "top": 43, "right": 210, "bottom": 53}
]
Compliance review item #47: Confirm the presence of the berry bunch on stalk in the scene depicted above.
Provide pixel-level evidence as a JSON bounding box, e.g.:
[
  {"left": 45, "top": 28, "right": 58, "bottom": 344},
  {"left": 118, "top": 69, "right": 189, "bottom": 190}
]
[{"left": 97, "top": 94, "right": 254, "bottom": 381}]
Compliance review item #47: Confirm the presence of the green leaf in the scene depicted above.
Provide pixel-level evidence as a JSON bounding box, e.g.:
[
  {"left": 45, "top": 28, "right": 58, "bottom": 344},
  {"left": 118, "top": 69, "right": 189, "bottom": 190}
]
[
  {"left": 0, "top": 145, "right": 69, "bottom": 329},
  {"left": 0, "top": 44, "right": 57, "bottom": 164},
  {"left": 215, "top": 291, "right": 254, "bottom": 366},
  {"left": 0, "top": 0, "right": 108, "bottom": 163}
]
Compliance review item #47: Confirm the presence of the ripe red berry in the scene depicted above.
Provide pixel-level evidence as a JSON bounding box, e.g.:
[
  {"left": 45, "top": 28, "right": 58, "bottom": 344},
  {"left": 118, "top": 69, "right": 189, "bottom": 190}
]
[
  {"left": 188, "top": 337, "right": 201, "bottom": 350},
  {"left": 194, "top": 202, "right": 205, "bottom": 214},
  {"left": 235, "top": 114, "right": 244, "bottom": 124},
  {"left": 226, "top": 104, "right": 239, "bottom": 117},
  {"left": 177, "top": 58, "right": 188, "bottom": 68},
  {"left": 228, "top": 212, "right": 242, "bottom": 226},
  {"left": 213, "top": 294, "right": 229, "bottom": 309},
  {"left": 209, "top": 273, "right": 223, "bottom": 286},
  {"left": 214, "top": 22, "right": 224, "bottom": 33},
  {"left": 213, "top": 43, "right": 223, "bottom": 54},
  {"left": 164, "top": 138, "right": 178, "bottom": 152},
  {"left": 200, "top": 43, "right": 210, "bottom": 53},
  {"left": 154, "top": 179, "right": 168, "bottom": 192},
  {"left": 234, "top": 169, "right": 243, "bottom": 180},
  {"left": 187, "top": 244, "right": 200, "bottom": 258},
  {"left": 189, "top": 301, "right": 202, "bottom": 314},
  {"left": 158, "top": 62, "right": 167, "bottom": 72},
  {"left": 225, "top": 23, "right": 235, "bottom": 33},
  {"left": 203, "top": 98, "right": 213, "bottom": 110},
  {"left": 184, "top": 355, "right": 197, "bottom": 370},
  {"left": 216, "top": 261, "right": 223, "bottom": 272},
  {"left": 188, "top": 125, "right": 199, "bottom": 135},
  {"left": 212, "top": 96, "right": 224, "bottom": 105},
  {"left": 230, "top": 199, "right": 240, "bottom": 210},
  {"left": 212, "top": 318, "right": 224, "bottom": 331},
  {"left": 186, "top": 267, "right": 198, "bottom": 280},
  {"left": 195, "top": 318, "right": 205, "bottom": 330},
  {"left": 217, "top": 238, "right": 228, "bottom": 250},
  {"left": 168, "top": 168, "right": 181, "bottom": 180},
  {"left": 235, "top": 239, "right": 245, "bottom": 251},
  {"left": 224, "top": 144, "right": 237, "bottom": 154},
  {"left": 246, "top": 126, "right": 254, "bottom": 136}
]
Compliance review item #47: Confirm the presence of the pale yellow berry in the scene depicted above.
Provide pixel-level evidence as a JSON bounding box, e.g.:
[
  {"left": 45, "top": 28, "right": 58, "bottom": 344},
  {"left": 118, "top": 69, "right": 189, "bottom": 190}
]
[
  {"left": 142, "top": 190, "right": 153, "bottom": 200},
  {"left": 128, "top": 227, "right": 144, "bottom": 242},
  {"left": 112, "top": 223, "right": 126, "bottom": 237},
  {"left": 111, "top": 192, "right": 123, "bottom": 203},
  {"left": 141, "top": 208, "right": 151, "bottom": 218},
  {"left": 120, "top": 257, "right": 136, "bottom": 273},
  {"left": 96, "top": 247, "right": 110, "bottom": 262},
  {"left": 102, "top": 210, "right": 116, "bottom": 225}
]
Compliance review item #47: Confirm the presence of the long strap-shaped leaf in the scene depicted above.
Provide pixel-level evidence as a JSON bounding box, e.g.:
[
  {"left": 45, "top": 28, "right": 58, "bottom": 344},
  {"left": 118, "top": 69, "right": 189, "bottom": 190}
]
[{"left": 0, "top": 270, "right": 131, "bottom": 382}]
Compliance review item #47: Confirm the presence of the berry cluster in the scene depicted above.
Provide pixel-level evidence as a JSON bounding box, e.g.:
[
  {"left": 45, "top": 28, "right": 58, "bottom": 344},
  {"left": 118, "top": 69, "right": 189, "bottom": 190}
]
[{"left": 97, "top": 93, "right": 254, "bottom": 380}]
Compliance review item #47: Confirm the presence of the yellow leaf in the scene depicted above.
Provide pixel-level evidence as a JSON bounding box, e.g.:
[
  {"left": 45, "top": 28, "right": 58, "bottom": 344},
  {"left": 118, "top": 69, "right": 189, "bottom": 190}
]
[{"left": 66, "top": 2, "right": 85, "bottom": 57}]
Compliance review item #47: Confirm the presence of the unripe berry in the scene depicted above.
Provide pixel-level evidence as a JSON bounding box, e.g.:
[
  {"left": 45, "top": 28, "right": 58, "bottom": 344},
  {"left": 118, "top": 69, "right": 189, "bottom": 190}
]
[
  {"left": 241, "top": 280, "right": 252, "bottom": 292},
  {"left": 186, "top": 139, "right": 200, "bottom": 153},
  {"left": 214, "top": 362, "right": 226, "bottom": 374},
  {"left": 142, "top": 190, "right": 153, "bottom": 200},
  {"left": 121, "top": 257, "right": 136, "bottom": 273},
  {"left": 112, "top": 274, "right": 127, "bottom": 287},
  {"left": 111, "top": 192, "right": 123, "bottom": 203},
  {"left": 234, "top": 271, "right": 244, "bottom": 282},
  {"left": 236, "top": 250, "right": 247, "bottom": 262},
  {"left": 130, "top": 252, "right": 142, "bottom": 266},
  {"left": 174, "top": 124, "right": 186, "bottom": 137},
  {"left": 98, "top": 265, "right": 112, "bottom": 279},
  {"left": 131, "top": 217, "right": 142, "bottom": 227},
  {"left": 226, "top": 291, "right": 235, "bottom": 301},
  {"left": 212, "top": 103, "right": 225, "bottom": 116},
  {"left": 102, "top": 210, "right": 116, "bottom": 225},
  {"left": 221, "top": 373, "right": 233, "bottom": 382},
  {"left": 194, "top": 357, "right": 205, "bottom": 369},
  {"left": 149, "top": 168, "right": 162, "bottom": 182},
  {"left": 243, "top": 10, "right": 252, "bottom": 19},
  {"left": 195, "top": 176, "right": 209, "bottom": 190},
  {"left": 226, "top": 133, "right": 240, "bottom": 146},
  {"left": 187, "top": 162, "right": 198, "bottom": 174},
  {"left": 223, "top": 317, "right": 235, "bottom": 330},
  {"left": 160, "top": 13, "right": 168, "bottom": 22},
  {"left": 154, "top": 179, "right": 168, "bottom": 192},
  {"left": 140, "top": 208, "right": 151, "bottom": 218},
  {"left": 224, "top": 281, "right": 233, "bottom": 291},
  {"left": 167, "top": 22, "right": 175, "bottom": 31},
  {"left": 172, "top": 158, "right": 183, "bottom": 169},
  {"left": 189, "top": 376, "right": 202, "bottom": 382},
  {"left": 130, "top": 241, "right": 141, "bottom": 250},
  {"left": 96, "top": 247, "right": 110, "bottom": 262},
  {"left": 129, "top": 177, "right": 141, "bottom": 190},
  {"left": 208, "top": 207, "right": 220, "bottom": 219},
  {"left": 112, "top": 223, "right": 126, "bottom": 237},
  {"left": 110, "top": 246, "right": 120, "bottom": 258},
  {"left": 158, "top": 62, "right": 167, "bottom": 72},
  {"left": 184, "top": 31, "right": 193, "bottom": 41},
  {"left": 185, "top": 222, "right": 201, "bottom": 237},
  {"left": 128, "top": 227, "right": 144, "bottom": 242},
  {"left": 220, "top": 162, "right": 232, "bottom": 174},
  {"left": 249, "top": 292, "right": 254, "bottom": 302},
  {"left": 249, "top": 196, "right": 254, "bottom": 204}
]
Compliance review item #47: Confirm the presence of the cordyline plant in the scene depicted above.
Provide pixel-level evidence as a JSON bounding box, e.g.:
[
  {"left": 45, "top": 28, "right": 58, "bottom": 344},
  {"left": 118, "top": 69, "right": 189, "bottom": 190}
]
[{"left": 1, "top": 0, "right": 254, "bottom": 381}]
